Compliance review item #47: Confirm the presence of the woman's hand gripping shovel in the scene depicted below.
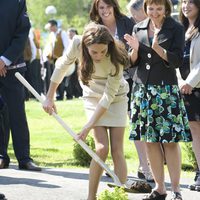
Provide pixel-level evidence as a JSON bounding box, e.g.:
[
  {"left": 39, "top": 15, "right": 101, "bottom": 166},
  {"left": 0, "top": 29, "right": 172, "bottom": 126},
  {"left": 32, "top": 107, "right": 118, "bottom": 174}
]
[{"left": 15, "top": 72, "right": 152, "bottom": 193}]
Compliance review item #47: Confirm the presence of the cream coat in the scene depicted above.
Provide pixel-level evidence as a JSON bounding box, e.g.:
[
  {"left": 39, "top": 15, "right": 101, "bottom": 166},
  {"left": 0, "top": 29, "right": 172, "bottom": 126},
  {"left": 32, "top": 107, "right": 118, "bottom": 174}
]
[
  {"left": 177, "top": 33, "right": 200, "bottom": 88},
  {"left": 51, "top": 35, "right": 129, "bottom": 127}
]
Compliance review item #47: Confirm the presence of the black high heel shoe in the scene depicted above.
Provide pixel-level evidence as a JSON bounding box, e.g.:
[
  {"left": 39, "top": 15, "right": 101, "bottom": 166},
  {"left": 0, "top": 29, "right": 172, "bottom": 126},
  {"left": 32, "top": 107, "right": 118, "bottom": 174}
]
[
  {"left": 137, "top": 169, "right": 155, "bottom": 182},
  {"left": 142, "top": 191, "right": 167, "bottom": 200},
  {"left": 171, "top": 192, "right": 182, "bottom": 200},
  {"left": 194, "top": 171, "right": 199, "bottom": 182},
  {"left": 0, "top": 193, "right": 7, "bottom": 200},
  {"left": 189, "top": 173, "right": 200, "bottom": 191}
]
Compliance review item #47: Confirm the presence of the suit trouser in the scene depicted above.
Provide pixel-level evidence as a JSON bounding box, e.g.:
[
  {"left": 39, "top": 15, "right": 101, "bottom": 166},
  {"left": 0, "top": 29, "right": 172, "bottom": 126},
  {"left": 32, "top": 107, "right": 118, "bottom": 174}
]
[
  {"left": 0, "top": 69, "right": 31, "bottom": 164},
  {"left": 30, "top": 59, "right": 43, "bottom": 95},
  {"left": 0, "top": 101, "right": 9, "bottom": 161},
  {"left": 44, "top": 60, "right": 54, "bottom": 94},
  {"left": 66, "top": 67, "right": 82, "bottom": 98}
]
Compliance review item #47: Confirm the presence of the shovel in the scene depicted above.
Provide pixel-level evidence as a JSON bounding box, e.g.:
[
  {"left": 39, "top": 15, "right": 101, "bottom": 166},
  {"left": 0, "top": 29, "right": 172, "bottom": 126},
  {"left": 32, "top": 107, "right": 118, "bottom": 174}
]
[
  {"left": 15, "top": 72, "right": 122, "bottom": 187},
  {"left": 15, "top": 72, "right": 153, "bottom": 193}
]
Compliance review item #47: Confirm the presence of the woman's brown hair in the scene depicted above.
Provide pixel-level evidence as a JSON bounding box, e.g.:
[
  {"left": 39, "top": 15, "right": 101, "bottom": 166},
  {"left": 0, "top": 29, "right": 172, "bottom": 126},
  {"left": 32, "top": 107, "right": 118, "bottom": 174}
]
[
  {"left": 143, "top": 0, "right": 172, "bottom": 17},
  {"left": 80, "top": 23, "right": 129, "bottom": 85},
  {"left": 179, "top": 0, "right": 200, "bottom": 40},
  {"left": 89, "top": 0, "right": 125, "bottom": 24}
]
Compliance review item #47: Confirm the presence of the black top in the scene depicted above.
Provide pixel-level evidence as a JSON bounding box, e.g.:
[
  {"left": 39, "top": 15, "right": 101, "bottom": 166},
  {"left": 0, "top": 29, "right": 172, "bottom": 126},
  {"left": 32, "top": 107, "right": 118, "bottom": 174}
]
[
  {"left": 116, "top": 15, "right": 135, "bottom": 80},
  {"left": 179, "top": 40, "right": 191, "bottom": 80},
  {"left": 132, "top": 17, "right": 185, "bottom": 85},
  {"left": 116, "top": 15, "right": 135, "bottom": 50},
  {"left": 0, "top": 96, "right": 4, "bottom": 110}
]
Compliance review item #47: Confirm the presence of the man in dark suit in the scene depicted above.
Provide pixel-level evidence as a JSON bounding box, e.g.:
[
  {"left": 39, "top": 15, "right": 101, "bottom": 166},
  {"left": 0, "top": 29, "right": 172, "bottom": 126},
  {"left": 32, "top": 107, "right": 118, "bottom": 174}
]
[{"left": 0, "top": 0, "right": 41, "bottom": 171}]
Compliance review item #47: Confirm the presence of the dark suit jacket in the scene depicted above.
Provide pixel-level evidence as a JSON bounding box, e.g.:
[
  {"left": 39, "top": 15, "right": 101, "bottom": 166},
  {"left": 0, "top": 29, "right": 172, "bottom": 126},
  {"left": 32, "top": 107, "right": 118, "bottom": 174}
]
[
  {"left": 116, "top": 16, "right": 135, "bottom": 50},
  {"left": 116, "top": 16, "right": 135, "bottom": 81},
  {"left": 132, "top": 17, "right": 184, "bottom": 85},
  {"left": 0, "top": 0, "right": 30, "bottom": 67}
]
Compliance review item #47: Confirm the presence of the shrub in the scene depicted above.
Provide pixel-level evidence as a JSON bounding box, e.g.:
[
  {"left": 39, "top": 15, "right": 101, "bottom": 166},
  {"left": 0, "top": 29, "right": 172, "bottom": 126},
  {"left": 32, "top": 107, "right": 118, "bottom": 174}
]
[
  {"left": 73, "top": 136, "right": 95, "bottom": 167},
  {"left": 182, "top": 143, "right": 197, "bottom": 171},
  {"left": 181, "top": 163, "right": 195, "bottom": 171},
  {"left": 98, "top": 187, "right": 128, "bottom": 200}
]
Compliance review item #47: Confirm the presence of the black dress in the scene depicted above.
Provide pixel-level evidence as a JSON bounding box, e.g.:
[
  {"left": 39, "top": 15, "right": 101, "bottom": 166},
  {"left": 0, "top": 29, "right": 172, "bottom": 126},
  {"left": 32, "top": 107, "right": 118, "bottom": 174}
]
[{"left": 179, "top": 40, "right": 200, "bottom": 121}]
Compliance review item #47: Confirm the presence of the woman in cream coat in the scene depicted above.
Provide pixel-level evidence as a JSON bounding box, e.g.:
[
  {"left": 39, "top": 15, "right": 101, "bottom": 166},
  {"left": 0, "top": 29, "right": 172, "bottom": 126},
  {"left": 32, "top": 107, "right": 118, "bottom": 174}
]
[{"left": 43, "top": 23, "right": 129, "bottom": 200}]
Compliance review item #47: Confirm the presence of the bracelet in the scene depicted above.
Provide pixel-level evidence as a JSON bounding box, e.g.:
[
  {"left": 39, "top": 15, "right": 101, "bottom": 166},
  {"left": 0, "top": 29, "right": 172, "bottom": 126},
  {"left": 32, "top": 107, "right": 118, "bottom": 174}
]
[
  {"left": 162, "top": 48, "right": 167, "bottom": 57},
  {"left": 132, "top": 48, "right": 135, "bottom": 53}
]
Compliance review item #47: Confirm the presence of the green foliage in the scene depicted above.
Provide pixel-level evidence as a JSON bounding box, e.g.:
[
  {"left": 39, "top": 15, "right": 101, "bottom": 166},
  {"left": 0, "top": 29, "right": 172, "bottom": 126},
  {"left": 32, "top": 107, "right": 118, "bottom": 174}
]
[
  {"left": 7, "top": 99, "right": 196, "bottom": 182},
  {"left": 182, "top": 143, "right": 197, "bottom": 170},
  {"left": 119, "top": 0, "right": 130, "bottom": 13},
  {"left": 181, "top": 163, "right": 195, "bottom": 171},
  {"left": 73, "top": 136, "right": 95, "bottom": 166},
  {"left": 69, "top": 15, "right": 89, "bottom": 34},
  {"left": 26, "top": 0, "right": 130, "bottom": 48},
  {"left": 26, "top": 0, "right": 130, "bottom": 30},
  {"left": 98, "top": 187, "right": 128, "bottom": 200},
  {"left": 9, "top": 99, "right": 137, "bottom": 169},
  {"left": 27, "top": 0, "right": 92, "bottom": 29}
]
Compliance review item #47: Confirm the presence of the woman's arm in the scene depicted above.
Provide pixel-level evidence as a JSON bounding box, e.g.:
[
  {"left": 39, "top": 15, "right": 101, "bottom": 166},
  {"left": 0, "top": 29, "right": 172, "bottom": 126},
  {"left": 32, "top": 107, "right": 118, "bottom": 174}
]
[
  {"left": 51, "top": 35, "right": 81, "bottom": 84},
  {"left": 124, "top": 33, "right": 139, "bottom": 64},
  {"left": 180, "top": 62, "right": 200, "bottom": 95},
  {"left": 78, "top": 64, "right": 126, "bottom": 141},
  {"left": 77, "top": 104, "right": 107, "bottom": 141},
  {"left": 161, "top": 22, "right": 185, "bottom": 69},
  {"left": 43, "top": 36, "right": 81, "bottom": 115},
  {"left": 185, "top": 62, "right": 200, "bottom": 88},
  {"left": 43, "top": 81, "right": 59, "bottom": 115},
  {"left": 152, "top": 32, "right": 168, "bottom": 62}
]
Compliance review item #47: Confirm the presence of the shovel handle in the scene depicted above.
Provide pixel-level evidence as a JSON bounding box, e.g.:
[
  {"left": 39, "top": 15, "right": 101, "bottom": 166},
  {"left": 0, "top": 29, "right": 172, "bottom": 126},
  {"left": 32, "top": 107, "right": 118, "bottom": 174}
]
[{"left": 15, "top": 72, "right": 122, "bottom": 187}]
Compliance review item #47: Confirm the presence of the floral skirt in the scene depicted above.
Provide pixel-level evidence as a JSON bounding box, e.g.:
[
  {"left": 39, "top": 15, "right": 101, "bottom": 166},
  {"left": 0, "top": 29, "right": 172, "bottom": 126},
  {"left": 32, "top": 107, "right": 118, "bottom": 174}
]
[{"left": 129, "top": 84, "right": 192, "bottom": 143}]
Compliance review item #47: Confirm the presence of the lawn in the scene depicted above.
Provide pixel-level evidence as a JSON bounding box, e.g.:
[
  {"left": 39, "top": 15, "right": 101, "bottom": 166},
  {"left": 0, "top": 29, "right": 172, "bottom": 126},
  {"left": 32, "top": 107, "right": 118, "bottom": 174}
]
[{"left": 8, "top": 98, "right": 195, "bottom": 177}]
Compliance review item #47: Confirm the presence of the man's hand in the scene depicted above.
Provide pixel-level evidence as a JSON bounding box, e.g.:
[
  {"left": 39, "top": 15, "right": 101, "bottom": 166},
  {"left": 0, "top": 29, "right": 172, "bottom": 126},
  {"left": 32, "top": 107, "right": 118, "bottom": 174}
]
[{"left": 0, "top": 59, "right": 7, "bottom": 77}]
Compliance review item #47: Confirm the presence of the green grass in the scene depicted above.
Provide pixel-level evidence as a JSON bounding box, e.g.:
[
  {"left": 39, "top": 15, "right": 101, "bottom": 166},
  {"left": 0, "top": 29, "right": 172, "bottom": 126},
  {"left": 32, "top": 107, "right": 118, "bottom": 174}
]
[{"left": 7, "top": 98, "right": 195, "bottom": 177}]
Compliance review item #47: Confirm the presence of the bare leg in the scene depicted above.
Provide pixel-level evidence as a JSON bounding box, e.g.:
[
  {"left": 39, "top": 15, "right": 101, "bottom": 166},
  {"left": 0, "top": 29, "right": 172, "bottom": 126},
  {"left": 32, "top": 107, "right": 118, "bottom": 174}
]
[
  {"left": 128, "top": 111, "right": 150, "bottom": 175},
  {"left": 110, "top": 127, "right": 127, "bottom": 183},
  {"left": 88, "top": 127, "right": 109, "bottom": 200},
  {"left": 163, "top": 143, "right": 181, "bottom": 193},
  {"left": 134, "top": 141, "right": 150, "bottom": 171},
  {"left": 146, "top": 142, "right": 166, "bottom": 194},
  {"left": 190, "top": 121, "right": 200, "bottom": 170}
]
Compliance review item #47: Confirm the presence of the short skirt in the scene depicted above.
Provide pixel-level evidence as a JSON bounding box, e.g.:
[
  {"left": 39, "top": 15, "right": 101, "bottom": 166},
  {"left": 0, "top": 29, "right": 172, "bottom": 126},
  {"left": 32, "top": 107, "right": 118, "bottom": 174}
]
[
  {"left": 83, "top": 96, "right": 128, "bottom": 127},
  {"left": 129, "top": 84, "right": 192, "bottom": 143},
  {"left": 182, "top": 88, "right": 200, "bottom": 121}
]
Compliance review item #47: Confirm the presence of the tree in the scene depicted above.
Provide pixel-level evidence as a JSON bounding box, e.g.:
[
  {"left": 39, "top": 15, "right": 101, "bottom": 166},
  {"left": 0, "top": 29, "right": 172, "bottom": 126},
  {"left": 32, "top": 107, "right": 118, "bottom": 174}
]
[
  {"left": 27, "top": 0, "right": 90, "bottom": 31},
  {"left": 27, "top": 0, "right": 129, "bottom": 32}
]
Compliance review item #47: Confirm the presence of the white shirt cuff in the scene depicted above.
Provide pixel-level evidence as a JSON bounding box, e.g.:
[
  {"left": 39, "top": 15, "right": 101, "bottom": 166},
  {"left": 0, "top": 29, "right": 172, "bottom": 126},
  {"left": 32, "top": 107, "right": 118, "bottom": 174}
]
[{"left": 0, "top": 56, "right": 12, "bottom": 66}]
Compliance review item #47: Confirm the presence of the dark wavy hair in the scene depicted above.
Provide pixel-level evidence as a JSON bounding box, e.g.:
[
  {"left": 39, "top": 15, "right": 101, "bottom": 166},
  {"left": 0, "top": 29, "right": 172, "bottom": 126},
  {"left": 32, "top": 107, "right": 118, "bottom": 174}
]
[
  {"left": 143, "top": 0, "right": 172, "bottom": 17},
  {"left": 179, "top": 0, "right": 200, "bottom": 40},
  {"left": 89, "top": 0, "right": 125, "bottom": 24},
  {"left": 80, "top": 23, "right": 129, "bottom": 85}
]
